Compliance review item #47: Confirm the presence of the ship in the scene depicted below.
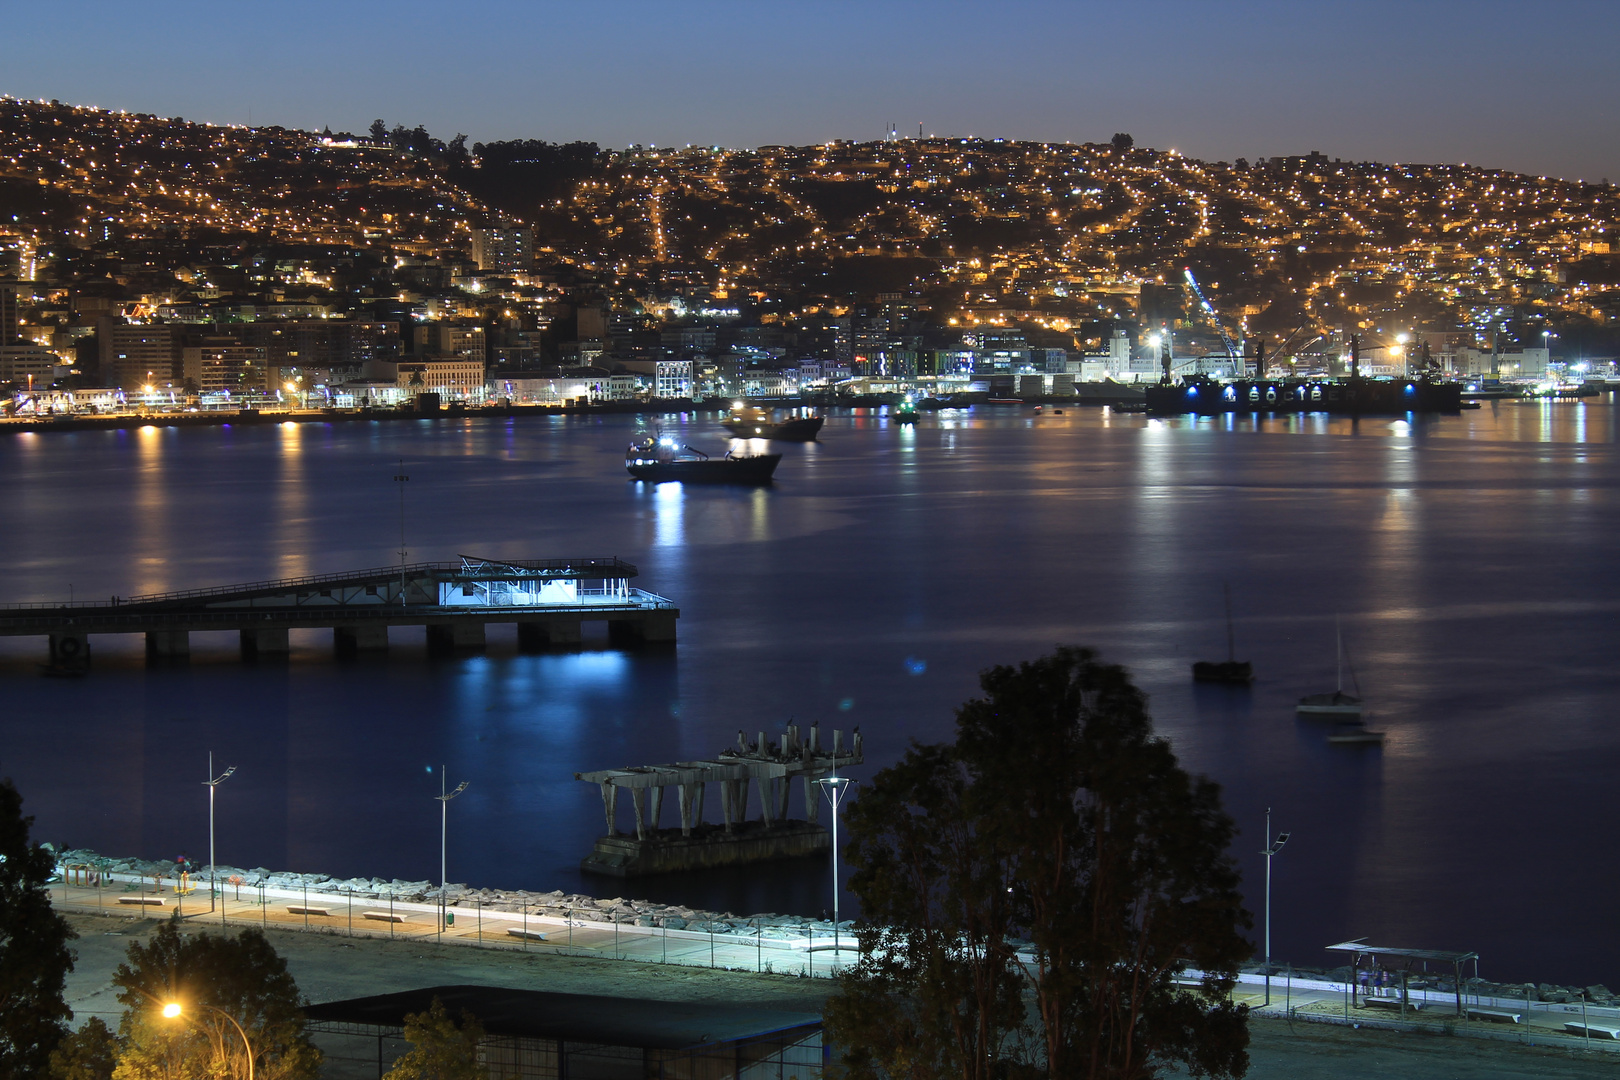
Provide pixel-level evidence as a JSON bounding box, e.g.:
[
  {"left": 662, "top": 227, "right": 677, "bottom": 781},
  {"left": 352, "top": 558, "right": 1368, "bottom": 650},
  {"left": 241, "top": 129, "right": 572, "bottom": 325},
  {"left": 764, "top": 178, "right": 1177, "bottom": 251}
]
[
  {"left": 625, "top": 436, "right": 780, "bottom": 484},
  {"left": 1146, "top": 375, "right": 1462, "bottom": 417},
  {"left": 720, "top": 406, "right": 824, "bottom": 441}
]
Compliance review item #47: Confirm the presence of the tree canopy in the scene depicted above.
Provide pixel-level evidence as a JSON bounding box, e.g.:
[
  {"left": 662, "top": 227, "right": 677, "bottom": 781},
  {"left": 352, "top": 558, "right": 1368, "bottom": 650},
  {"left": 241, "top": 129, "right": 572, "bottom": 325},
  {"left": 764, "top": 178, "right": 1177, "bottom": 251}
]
[
  {"left": 826, "top": 647, "right": 1252, "bottom": 1080},
  {"left": 382, "top": 997, "right": 485, "bottom": 1080},
  {"left": 0, "top": 776, "right": 77, "bottom": 1078},
  {"left": 110, "top": 923, "right": 320, "bottom": 1080}
]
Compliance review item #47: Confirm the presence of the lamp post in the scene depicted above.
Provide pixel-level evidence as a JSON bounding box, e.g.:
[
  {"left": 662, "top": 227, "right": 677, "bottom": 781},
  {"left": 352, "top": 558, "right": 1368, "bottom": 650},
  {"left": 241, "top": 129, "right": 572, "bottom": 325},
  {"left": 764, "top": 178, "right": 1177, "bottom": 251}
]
[
  {"left": 814, "top": 775, "right": 854, "bottom": 964},
  {"left": 435, "top": 768, "right": 469, "bottom": 942},
  {"left": 1261, "top": 809, "right": 1290, "bottom": 1007},
  {"left": 162, "top": 1001, "right": 254, "bottom": 1080},
  {"left": 203, "top": 753, "right": 237, "bottom": 921}
]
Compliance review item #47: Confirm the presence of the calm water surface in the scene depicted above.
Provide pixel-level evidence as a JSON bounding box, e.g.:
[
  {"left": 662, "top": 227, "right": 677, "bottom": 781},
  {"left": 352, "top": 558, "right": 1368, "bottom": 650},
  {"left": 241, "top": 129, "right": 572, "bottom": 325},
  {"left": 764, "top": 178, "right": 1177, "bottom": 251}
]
[{"left": 1, "top": 403, "right": 1617, "bottom": 985}]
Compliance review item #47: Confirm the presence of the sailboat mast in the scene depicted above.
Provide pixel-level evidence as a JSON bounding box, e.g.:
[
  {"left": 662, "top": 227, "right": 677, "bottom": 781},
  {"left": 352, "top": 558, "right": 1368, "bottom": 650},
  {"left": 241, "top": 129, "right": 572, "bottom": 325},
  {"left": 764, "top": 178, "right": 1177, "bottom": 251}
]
[
  {"left": 1335, "top": 617, "right": 1343, "bottom": 693},
  {"left": 1224, "top": 583, "right": 1236, "bottom": 663}
]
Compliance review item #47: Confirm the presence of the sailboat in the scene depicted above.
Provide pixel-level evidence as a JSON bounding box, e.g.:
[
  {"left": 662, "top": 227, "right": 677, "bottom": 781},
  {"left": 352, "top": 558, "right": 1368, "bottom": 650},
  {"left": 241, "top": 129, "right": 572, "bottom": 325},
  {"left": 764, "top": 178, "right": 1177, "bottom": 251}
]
[
  {"left": 1192, "top": 584, "right": 1253, "bottom": 684},
  {"left": 1297, "top": 618, "right": 1363, "bottom": 718}
]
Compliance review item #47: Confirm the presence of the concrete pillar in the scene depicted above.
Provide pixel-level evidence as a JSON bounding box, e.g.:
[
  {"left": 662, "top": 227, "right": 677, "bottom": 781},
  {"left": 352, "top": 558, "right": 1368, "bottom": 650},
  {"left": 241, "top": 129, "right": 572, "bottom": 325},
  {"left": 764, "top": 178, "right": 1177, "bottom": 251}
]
[
  {"left": 607, "top": 610, "right": 678, "bottom": 647},
  {"left": 333, "top": 625, "right": 388, "bottom": 654},
  {"left": 426, "top": 621, "right": 486, "bottom": 654},
  {"left": 517, "top": 618, "right": 582, "bottom": 651},
  {"left": 720, "top": 782, "right": 735, "bottom": 834},
  {"left": 648, "top": 786, "right": 664, "bottom": 834},
  {"left": 677, "top": 784, "right": 696, "bottom": 836},
  {"left": 599, "top": 782, "right": 618, "bottom": 837},
  {"left": 693, "top": 783, "right": 705, "bottom": 830},
  {"left": 239, "top": 627, "right": 289, "bottom": 659},
  {"left": 804, "top": 775, "right": 822, "bottom": 823},
  {"left": 630, "top": 788, "right": 647, "bottom": 841},
  {"left": 48, "top": 632, "right": 91, "bottom": 668},
  {"left": 145, "top": 630, "right": 189, "bottom": 662}
]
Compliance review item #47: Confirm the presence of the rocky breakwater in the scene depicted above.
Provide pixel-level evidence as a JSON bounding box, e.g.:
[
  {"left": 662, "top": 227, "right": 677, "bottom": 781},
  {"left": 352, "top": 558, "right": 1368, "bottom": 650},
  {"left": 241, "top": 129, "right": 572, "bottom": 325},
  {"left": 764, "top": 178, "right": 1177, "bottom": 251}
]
[{"left": 50, "top": 846, "right": 853, "bottom": 939}]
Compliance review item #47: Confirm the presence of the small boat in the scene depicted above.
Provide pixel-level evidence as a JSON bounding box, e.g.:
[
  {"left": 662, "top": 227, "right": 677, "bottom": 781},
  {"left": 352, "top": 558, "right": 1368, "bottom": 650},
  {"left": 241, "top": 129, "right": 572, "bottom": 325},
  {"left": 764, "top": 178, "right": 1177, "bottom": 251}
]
[
  {"left": 1297, "top": 618, "right": 1363, "bottom": 717},
  {"left": 721, "top": 406, "right": 824, "bottom": 441},
  {"left": 1193, "top": 583, "right": 1253, "bottom": 684},
  {"left": 1327, "top": 725, "right": 1385, "bottom": 745},
  {"left": 894, "top": 398, "right": 919, "bottom": 424},
  {"left": 626, "top": 437, "right": 780, "bottom": 484}
]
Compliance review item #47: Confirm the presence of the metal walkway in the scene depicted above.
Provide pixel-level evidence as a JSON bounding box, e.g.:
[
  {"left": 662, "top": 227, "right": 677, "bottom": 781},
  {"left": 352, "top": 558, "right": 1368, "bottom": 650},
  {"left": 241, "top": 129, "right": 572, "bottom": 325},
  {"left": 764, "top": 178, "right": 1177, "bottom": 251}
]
[{"left": 1, "top": 556, "right": 678, "bottom": 668}]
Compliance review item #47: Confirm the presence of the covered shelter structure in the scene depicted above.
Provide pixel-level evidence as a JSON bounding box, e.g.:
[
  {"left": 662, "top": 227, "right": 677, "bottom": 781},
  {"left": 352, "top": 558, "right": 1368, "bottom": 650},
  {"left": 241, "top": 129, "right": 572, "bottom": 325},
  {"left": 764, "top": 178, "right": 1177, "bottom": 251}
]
[
  {"left": 304, "top": 984, "right": 825, "bottom": 1079},
  {"left": 1325, "top": 939, "right": 1480, "bottom": 1017}
]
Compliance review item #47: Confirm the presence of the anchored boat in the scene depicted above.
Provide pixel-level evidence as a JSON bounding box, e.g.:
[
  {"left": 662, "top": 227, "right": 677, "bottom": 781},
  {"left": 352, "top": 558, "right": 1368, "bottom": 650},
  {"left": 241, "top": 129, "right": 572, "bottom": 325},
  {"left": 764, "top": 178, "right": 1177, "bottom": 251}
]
[
  {"left": 1297, "top": 618, "right": 1363, "bottom": 718},
  {"left": 1193, "top": 584, "right": 1253, "bottom": 684},
  {"left": 720, "top": 405, "right": 824, "bottom": 441},
  {"left": 625, "top": 436, "right": 780, "bottom": 484}
]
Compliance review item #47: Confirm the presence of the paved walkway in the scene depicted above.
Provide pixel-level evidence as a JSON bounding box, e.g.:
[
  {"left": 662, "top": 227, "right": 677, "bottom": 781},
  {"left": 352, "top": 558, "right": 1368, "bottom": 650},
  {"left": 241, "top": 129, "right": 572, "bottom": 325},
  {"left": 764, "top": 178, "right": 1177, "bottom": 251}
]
[{"left": 50, "top": 874, "right": 858, "bottom": 979}]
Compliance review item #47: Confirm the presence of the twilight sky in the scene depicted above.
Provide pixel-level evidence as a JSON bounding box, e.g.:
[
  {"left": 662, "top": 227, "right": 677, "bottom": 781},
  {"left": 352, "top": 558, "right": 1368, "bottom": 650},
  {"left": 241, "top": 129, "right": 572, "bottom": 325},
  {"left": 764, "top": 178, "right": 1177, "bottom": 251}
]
[{"left": 3, "top": 0, "right": 1616, "bottom": 181}]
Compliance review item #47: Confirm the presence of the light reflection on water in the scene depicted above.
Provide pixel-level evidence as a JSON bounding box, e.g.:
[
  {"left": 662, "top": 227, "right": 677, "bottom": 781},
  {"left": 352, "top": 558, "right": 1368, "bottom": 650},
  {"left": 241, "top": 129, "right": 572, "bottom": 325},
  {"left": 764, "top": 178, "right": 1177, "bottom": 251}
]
[{"left": 1, "top": 401, "right": 1619, "bottom": 981}]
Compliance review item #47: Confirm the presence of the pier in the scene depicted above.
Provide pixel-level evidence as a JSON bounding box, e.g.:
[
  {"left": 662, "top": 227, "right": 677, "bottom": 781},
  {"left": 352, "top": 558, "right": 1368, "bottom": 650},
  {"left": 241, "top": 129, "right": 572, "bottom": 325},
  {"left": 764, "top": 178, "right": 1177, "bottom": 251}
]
[
  {"left": 0, "top": 555, "right": 677, "bottom": 669},
  {"left": 576, "top": 723, "right": 863, "bottom": 876}
]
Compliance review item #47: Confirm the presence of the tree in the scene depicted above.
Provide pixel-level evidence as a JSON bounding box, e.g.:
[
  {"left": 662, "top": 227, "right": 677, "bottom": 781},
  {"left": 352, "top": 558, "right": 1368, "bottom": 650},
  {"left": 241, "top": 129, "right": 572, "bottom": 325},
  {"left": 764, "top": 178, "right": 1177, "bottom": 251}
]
[
  {"left": 49, "top": 1017, "right": 118, "bottom": 1080},
  {"left": 1111, "top": 133, "right": 1134, "bottom": 152},
  {"left": 0, "top": 776, "right": 77, "bottom": 1077},
  {"left": 369, "top": 119, "right": 388, "bottom": 143},
  {"left": 110, "top": 923, "right": 321, "bottom": 1080},
  {"left": 382, "top": 997, "right": 484, "bottom": 1080},
  {"left": 827, "top": 647, "right": 1252, "bottom": 1080}
]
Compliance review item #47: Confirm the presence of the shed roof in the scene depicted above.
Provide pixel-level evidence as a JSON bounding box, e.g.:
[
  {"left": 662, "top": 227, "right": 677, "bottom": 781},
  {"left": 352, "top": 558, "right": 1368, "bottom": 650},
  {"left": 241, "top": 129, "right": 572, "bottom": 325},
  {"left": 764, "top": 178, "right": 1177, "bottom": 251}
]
[
  {"left": 303, "top": 985, "right": 821, "bottom": 1051},
  {"left": 1325, "top": 940, "right": 1479, "bottom": 964}
]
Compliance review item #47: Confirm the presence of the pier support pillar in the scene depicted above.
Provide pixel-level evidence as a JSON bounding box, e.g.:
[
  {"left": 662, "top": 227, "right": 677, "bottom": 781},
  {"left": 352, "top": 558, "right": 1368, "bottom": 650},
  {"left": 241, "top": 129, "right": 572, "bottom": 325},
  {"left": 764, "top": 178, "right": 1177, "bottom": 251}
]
[
  {"left": 145, "top": 630, "right": 189, "bottom": 662},
  {"left": 239, "top": 627, "right": 289, "bottom": 660},
  {"left": 517, "top": 618, "right": 581, "bottom": 651},
  {"left": 426, "top": 622, "right": 486, "bottom": 654},
  {"left": 608, "top": 611, "right": 678, "bottom": 648},
  {"left": 48, "top": 632, "right": 91, "bottom": 669},
  {"left": 333, "top": 625, "right": 388, "bottom": 655}
]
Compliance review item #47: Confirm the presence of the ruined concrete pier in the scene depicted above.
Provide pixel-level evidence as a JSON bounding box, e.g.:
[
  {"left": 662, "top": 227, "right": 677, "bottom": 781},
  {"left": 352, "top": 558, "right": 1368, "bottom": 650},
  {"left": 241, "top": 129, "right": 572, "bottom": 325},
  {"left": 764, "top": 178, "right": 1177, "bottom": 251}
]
[{"left": 576, "top": 723, "right": 862, "bottom": 876}]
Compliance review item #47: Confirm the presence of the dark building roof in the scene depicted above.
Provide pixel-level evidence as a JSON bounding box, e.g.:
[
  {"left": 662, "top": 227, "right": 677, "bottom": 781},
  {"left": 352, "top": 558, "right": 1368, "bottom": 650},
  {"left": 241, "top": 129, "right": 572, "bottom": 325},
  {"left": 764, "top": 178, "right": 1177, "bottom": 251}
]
[{"left": 303, "top": 985, "right": 821, "bottom": 1051}]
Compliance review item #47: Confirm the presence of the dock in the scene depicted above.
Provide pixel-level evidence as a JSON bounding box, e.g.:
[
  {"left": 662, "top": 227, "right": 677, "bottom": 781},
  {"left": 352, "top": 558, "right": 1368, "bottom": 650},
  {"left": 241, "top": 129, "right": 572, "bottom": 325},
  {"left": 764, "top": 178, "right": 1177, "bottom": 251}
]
[
  {"left": 0, "top": 555, "right": 677, "bottom": 669},
  {"left": 576, "top": 723, "right": 862, "bottom": 876}
]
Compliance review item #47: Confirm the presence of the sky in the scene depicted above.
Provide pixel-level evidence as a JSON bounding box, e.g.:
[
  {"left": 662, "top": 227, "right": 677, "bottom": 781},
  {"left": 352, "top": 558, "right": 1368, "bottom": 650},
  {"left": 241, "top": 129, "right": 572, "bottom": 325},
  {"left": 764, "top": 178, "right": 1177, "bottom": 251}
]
[{"left": 3, "top": 0, "right": 1617, "bottom": 182}]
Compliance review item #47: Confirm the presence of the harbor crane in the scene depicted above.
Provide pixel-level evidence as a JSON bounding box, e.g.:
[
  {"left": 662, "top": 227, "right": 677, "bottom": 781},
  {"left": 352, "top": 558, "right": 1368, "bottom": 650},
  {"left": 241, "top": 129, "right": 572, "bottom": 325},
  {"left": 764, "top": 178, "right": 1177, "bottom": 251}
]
[{"left": 1182, "top": 268, "right": 1241, "bottom": 358}]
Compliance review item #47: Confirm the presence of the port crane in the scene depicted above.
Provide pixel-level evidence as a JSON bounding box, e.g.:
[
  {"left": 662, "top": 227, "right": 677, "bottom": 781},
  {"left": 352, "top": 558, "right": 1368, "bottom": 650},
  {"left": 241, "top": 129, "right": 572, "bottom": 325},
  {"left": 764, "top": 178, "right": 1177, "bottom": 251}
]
[{"left": 1182, "top": 267, "right": 1241, "bottom": 358}]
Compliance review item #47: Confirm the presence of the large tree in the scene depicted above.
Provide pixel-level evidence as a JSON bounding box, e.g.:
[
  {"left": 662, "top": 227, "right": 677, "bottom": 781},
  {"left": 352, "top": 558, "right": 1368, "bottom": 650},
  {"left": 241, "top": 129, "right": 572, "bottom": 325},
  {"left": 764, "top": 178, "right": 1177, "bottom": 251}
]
[
  {"left": 826, "top": 647, "right": 1252, "bottom": 1080},
  {"left": 110, "top": 922, "right": 321, "bottom": 1080},
  {"left": 382, "top": 998, "right": 485, "bottom": 1080},
  {"left": 0, "top": 776, "right": 77, "bottom": 1077}
]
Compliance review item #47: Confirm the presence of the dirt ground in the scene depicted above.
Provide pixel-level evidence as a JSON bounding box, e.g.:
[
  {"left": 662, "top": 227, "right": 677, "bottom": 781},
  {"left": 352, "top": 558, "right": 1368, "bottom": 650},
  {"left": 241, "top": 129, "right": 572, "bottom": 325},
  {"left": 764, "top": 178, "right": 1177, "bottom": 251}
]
[{"left": 63, "top": 912, "right": 1619, "bottom": 1079}]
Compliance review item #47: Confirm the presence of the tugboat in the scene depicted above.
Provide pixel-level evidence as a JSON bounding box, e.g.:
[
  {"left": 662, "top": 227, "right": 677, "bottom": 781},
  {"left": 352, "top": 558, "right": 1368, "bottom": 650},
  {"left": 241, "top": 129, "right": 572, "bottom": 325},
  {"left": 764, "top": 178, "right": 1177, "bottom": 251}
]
[
  {"left": 894, "top": 397, "right": 919, "bottom": 424},
  {"left": 721, "top": 405, "right": 824, "bottom": 441},
  {"left": 1192, "top": 584, "right": 1253, "bottom": 684},
  {"left": 625, "top": 436, "right": 780, "bottom": 484}
]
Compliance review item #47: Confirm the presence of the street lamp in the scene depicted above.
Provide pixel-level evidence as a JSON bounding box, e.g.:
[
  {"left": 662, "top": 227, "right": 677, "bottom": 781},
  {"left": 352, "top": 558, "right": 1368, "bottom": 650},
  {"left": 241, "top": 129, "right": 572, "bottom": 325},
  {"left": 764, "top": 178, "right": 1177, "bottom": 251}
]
[
  {"left": 434, "top": 768, "right": 469, "bottom": 942},
  {"left": 162, "top": 1000, "right": 255, "bottom": 1080},
  {"left": 1261, "top": 809, "right": 1290, "bottom": 1007},
  {"left": 203, "top": 752, "right": 237, "bottom": 922},
  {"left": 814, "top": 775, "right": 855, "bottom": 960}
]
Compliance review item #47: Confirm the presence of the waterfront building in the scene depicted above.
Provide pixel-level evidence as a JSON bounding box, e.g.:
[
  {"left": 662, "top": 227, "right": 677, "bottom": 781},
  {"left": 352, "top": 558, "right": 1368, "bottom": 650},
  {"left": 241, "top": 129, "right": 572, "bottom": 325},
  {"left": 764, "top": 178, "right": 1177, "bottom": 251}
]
[
  {"left": 181, "top": 338, "right": 269, "bottom": 393},
  {"left": 97, "top": 321, "right": 178, "bottom": 390},
  {"left": 391, "top": 358, "right": 487, "bottom": 401},
  {"left": 654, "top": 359, "right": 693, "bottom": 399}
]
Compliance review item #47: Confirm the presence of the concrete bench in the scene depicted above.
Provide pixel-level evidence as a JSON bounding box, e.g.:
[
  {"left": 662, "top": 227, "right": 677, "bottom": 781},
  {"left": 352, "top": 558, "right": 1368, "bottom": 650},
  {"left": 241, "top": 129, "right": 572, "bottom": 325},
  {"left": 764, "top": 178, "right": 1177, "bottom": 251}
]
[
  {"left": 1563, "top": 1022, "right": 1620, "bottom": 1040},
  {"left": 362, "top": 911, "right": 407, "bottom": 923},
  {"left": 1467, "top": 1007, "right": 1522, "bottom": 1024},
  {"left": 117, "top": 896, "right": 167, "bottom": 907},
  {"left": 286, "top": 906, "right": 331, "bottom": 917},
  {"left": 1362, "top": 997, "right": 1421, "bottom": 1012},
  {"left": 507, "top": 928, "right": 547, "bottom": 942}
]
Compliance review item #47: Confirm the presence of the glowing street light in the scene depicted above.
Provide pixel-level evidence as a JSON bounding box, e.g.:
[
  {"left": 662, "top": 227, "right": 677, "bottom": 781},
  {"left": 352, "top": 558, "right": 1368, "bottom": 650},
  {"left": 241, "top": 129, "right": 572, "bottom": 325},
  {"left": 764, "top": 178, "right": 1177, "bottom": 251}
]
[
  {"left": 162, "top": 1000, "right": 255, "bottom": 1080},
  {"left": 203, "top": 753, "right": 236, "bottom": 923},
  {"left": 1261, "top": 809, "right": 1290, "bottom": 1007},
  {"left": 814, "top": 774, "right": 855, "bottom": 962},
  {"left": 434, "top": 768, "right": 469, "bottom": 942}
]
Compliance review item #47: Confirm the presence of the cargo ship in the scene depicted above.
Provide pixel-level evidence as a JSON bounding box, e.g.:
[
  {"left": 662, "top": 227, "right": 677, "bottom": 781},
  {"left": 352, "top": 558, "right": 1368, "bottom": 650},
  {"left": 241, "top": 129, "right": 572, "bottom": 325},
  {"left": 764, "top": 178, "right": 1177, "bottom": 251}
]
[
  {"left": 1145, "top": 375, "right": 1462, "bottom": 416},
  {"left": 625, "top": 436, "right": 780, "bottom": 484},
  {"left": 721, "top": 406, "right": 824, "bottom": 441}
]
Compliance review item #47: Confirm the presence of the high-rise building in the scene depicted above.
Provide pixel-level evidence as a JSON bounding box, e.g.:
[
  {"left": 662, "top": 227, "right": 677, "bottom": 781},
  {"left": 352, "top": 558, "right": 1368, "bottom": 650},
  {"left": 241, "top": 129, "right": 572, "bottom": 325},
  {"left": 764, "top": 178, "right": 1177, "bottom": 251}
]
[
  {"left": 471, "top": 228, "right": 534, "bottom": 273},
  {"left": 98, "top": 321, "right": 178, "bottom": 389},
  {"left": 0, "top": 278, "right": 22, "bottom": 345},
  {"left": 181, "top": 337, "right": 268, "bottom": 392}
]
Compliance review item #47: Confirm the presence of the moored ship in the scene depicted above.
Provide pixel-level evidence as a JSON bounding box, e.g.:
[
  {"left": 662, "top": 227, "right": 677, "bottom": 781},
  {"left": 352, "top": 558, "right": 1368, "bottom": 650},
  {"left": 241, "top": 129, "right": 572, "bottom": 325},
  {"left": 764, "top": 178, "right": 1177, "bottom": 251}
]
[
  {"left": 625, "top": 436, "right": 780, "bottom": 484},
  {"left": 721, "top": 405, "right": 824, "bottom": 441}
]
